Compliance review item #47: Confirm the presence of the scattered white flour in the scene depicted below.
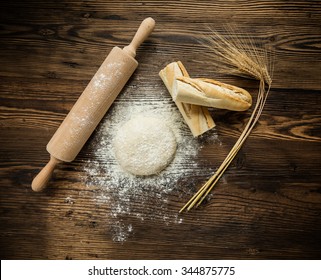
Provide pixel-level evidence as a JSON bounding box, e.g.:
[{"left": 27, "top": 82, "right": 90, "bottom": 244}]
[
  {"left": 83, "top": 98, "right": 220, "bottom": 242},
  {"left": 114, "top": 115, "right": 177, "bottom": 176}
]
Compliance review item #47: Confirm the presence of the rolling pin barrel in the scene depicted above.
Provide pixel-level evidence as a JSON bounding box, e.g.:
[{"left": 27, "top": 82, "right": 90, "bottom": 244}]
[
  {"left": 46, "top": 46, "right": 138, "bottom": 163},
  {"left": 32, "top": 17, "right": 155, "bottom": 192}
]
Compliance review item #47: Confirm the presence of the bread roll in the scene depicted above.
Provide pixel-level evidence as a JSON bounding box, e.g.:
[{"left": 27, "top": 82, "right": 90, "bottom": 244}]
[
  {"left": 159, "top": 61, "right": 215, "bottom": 137},
  {"left": 173, "top": 77, "right": 252, "bottom": 111}
]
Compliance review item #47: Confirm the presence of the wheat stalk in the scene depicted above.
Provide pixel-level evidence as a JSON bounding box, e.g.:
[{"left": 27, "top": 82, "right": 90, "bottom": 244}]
[{"left": 180, "top": 29, "right": 273, "bottom": 212}]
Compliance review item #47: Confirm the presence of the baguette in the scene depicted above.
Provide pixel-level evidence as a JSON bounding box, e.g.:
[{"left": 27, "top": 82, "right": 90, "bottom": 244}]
[
  {"left": 159, "top": 62, "right": 215, "bottom": 137},
  {"left": 173, "top": 77, "right": 252, "bottom": 111}
]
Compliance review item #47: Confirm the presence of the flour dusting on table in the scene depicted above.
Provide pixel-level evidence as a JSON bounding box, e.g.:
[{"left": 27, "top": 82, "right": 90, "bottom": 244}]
[{"left": 83, "top": 99, "right": 219, "bottom": 242}]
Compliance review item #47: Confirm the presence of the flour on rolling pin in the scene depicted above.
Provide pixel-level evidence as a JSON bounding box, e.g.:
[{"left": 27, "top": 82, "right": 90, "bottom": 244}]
[
  {"left": 52, "top": 52, "right": 134, "bottom": 159},
  {"left": 32, "top": 17, "right": 156, "bottom": 192},
  {"left": 64, "top": 63, "right": 125, "bottom": 142}
]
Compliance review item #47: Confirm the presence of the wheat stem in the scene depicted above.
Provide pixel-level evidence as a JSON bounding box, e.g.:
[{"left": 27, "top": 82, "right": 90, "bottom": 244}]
[{"left": 180, "top": 30, "right": 272, "bottom": 212}]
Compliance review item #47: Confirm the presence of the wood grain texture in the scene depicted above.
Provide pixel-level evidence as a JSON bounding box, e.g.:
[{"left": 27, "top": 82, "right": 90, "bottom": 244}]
[{"left": 1, "top": 0, "right": 321, "bottom": 259}]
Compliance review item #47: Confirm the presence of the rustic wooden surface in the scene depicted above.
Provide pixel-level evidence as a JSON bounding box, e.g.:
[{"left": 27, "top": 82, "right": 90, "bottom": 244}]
[{"left": 1, "top": 0, "right": 321, "bottom": 260}]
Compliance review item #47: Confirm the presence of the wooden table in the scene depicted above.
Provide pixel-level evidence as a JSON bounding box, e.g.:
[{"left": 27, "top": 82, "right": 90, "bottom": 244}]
[{"left": 1, "top": 1, "right": 321, "bottom": 260}]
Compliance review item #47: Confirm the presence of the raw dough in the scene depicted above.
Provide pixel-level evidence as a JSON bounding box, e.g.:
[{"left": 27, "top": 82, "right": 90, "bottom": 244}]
[{"left": 113, "top": 115, "right": 177, "bottom": 176}]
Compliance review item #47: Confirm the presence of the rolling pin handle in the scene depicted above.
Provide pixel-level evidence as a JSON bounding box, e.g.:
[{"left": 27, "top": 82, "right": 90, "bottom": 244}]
[
  {"left": 31, "top": 155, "right": 60, "bottom": 192},
  {"left": 123, "top": 17, "right": 155, "bottom": 57}
]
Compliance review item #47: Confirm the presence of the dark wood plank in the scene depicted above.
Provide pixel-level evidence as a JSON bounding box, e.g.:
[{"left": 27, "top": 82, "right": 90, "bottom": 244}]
[{"left": 1, "top": 0, "right": 321, "bottom": 260}]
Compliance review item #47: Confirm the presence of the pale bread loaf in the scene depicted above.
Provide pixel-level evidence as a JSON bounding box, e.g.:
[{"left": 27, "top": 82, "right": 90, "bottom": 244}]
[
  {"left": 173, "top": 77, "right": 252, "bottom": 111},
  {"left": 159, "top": 61, "right": 215, "bottom": 137}
]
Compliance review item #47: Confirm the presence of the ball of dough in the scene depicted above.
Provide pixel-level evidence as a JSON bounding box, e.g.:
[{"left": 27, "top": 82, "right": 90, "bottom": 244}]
[{"left": 113, "top": 115, "right": 177, "bottom": 176}]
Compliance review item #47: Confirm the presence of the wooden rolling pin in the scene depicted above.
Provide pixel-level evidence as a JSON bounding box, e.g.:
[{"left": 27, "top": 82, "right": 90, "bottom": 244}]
[{"left": 32, "top": 17, "right": 156, "bottom": 192}]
